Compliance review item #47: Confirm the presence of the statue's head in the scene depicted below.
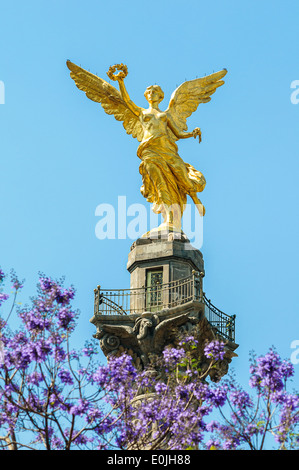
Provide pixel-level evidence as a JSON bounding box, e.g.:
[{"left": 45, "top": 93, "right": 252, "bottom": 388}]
[{"left": 144, "top": 85, "right": 164, "bottom": 105}]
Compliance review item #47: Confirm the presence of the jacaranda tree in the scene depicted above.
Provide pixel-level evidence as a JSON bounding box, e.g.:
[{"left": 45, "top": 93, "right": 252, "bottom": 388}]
[{"left": 0, "top": 268, "right": 298, "bottom": 450}]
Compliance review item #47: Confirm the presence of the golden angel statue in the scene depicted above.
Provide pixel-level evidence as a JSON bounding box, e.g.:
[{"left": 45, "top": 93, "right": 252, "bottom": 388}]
[{"left": 67, "top": 61, "right": 227, "bottom": 233}]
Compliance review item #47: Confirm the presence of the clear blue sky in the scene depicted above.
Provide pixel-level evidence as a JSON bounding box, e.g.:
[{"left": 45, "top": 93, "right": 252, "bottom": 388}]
[{"left": 1, "top": 0, "right": 299, "bottom": 390}]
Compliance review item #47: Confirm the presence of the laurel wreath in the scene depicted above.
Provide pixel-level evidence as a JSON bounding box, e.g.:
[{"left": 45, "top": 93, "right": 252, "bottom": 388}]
[{"left": 107, "top": 63, "right": 128, "bottom": 81}]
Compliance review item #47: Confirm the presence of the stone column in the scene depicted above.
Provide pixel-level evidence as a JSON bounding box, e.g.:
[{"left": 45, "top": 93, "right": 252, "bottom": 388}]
[{"left": 90, "top": 233, "right": 238, "bottom": 449}]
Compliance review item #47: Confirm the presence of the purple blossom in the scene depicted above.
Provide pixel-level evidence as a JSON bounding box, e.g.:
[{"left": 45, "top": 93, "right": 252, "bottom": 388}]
[
  {"left": 55, "top": 287, "right": 75, "bottom": 305},
  {"left": 50, "top": 436, "right": 64, "bottom": 450},
  {"left": 57, "top": 307, "right": 75, "bottom": 330},
  {"left": 82, "top": 342, "right": 96, "bottom": 357},
  {"left": 204, "top": 340, "right": 225, "bottom": 361},
  {"left": 229, "top": 389, "right": 253, "bottom": 412},
  {"left": 280, "top": 360, "right": 295, "bottom": 380},
  {"left": 39, "top": 276, "right": 75, "bottom": 305},
  {"left": 178, "top": 335, "right": 198, "bottom": 348},
  {"left": 69, "top": 399, "right": 90, "bottom": 417},
  {"left": 0, "top": 270, "right": 298, "bottom": 450},
  {"left": 93, "top": 354, "right": 137, "bottom": 390},
  {"left": 69, "top": 349, "right": 80, "bottom": 360},
  {"left": 0, "top": 269, "right": 5, "bottom": 283},
  {"left": 27, "top": 339, "right": 52, "bottom": 363},
  {"left": 222, "top": 437, "right": 240, "bottom": 450},
  {"left": 206, "top": 420, "right": 219, "bottom": 432},
  {"left": 39, "top": 277, "right": 56, "bottom": 292},
  {"left": 72, "top": 432, "right": 94, "bottom": 445},
  {"left": 245, "top": 422, "right": 263, "bottom": 437},
  {"left": 10, "top": 270, "right": 24, "bottom": 291},
  {"left": 22, "top": 310, "right": 52, "bottom": 332},
  {"left": 249, "top": 349, "right": 292, "bottom": 393},
  {"left": 58, "top": 369, "right": 74, "bottom": 386},
  {"left": 4, "top": 342, "right": 32, "bottom": 370},
  {"left": 0, "top": 293, "right": 9, "bottom": 307},
  {"left": 155, "top": 382, "right": 169, "bottom": 395},
  {"left": 206, "top": 438, "right": 220, "bottom": 449},
  {"left": 85, "top": 407, "right": 104, "bottom": 424},
  {"left": 27, "top": 372, "right": 43, "bottom": 385},
  {"left": 205, "top": 384, "right": 228, "bottom": 407},
  {"left": 53, "top": 346, "right": 67, "bottom": 362},
  {"left": 162, "top": 347, "right": 185, "bottom": 365}
]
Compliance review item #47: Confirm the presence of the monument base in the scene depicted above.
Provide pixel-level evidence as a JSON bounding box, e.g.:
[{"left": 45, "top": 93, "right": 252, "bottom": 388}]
[
  {"left": 127, "top": 231, "right": 204, "bottom": 292},
  {"left": 91, "top": 234, "right": 238, "bottom": 382}
]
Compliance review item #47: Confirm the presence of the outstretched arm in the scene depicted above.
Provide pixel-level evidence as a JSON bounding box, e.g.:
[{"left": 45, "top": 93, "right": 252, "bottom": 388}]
[
  {"left": 117, "top": 78, "right": 142, "bottom": 117},
  {"left": 167, "top": 114, "right": 202, "bottom": 142}
]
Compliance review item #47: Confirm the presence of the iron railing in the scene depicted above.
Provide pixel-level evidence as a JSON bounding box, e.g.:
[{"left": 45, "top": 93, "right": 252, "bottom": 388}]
[
  {"left": 94, "top": 273, "right": 235, "bottom": 342},
  {"left": 94, "top": 273, "right": 201, "bottom": 316},
  {"left": 203, "top": 294, "right": 236, "bottom": 342}
]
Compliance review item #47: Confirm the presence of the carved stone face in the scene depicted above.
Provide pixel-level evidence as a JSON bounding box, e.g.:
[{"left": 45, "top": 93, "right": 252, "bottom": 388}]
[
  {"left": 140, "top": 319, "right": 152, "bottom": 330},
  {"left": 135, "top": 318, "right": 153, "bottom": 341}
]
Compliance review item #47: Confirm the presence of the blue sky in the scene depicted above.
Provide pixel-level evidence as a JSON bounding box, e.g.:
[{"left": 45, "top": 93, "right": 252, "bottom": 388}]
[{"left": 1, "top": 0, "right": 299, "bottom": 393}]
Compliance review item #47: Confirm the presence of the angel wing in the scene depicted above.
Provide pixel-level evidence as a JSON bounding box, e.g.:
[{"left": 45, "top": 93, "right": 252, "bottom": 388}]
[
  {"left": 166, "top": 69, "right": 227, "bottom": 141},
  {"left": 153, "top": 313, "right": 190, "bottom": 351},
  {"left": 101, "top": 324, "right": 135, "bottom": 339},
  {"left": 66, "top": 61, "right": 144, "bottom": 142}
]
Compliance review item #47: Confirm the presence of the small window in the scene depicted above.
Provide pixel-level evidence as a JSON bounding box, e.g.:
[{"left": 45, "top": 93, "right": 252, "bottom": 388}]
[{"left": 146, "top": 269, "right": 163, "bottom": 312}]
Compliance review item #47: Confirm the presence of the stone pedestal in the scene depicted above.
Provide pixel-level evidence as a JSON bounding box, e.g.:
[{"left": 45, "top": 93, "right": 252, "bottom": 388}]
[
  {"left": 91, "top": 232, "right": 238, "bottom": 380},
  {"left": 127, "top": 233, "right": 204, "bottom": 290}
]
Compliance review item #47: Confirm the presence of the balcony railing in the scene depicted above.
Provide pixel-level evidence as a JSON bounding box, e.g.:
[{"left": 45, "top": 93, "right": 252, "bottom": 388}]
[
  {"left": 203, "top": 294, "right": 236, "bottom": 343},
  {"left": 94, "top": 273, "right": 235, "bottom": 342}
]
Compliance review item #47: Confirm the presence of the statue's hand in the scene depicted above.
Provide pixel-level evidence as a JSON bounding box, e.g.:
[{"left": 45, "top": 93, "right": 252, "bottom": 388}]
[{"left": 192, "top": 127, "right": 202, "bottom": 143}]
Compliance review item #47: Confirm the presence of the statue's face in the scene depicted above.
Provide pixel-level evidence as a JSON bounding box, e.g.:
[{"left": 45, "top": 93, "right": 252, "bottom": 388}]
[
  {"left": 144, "top": 85, "right": 164, "bottom": 104},
  {"left": 141, "top": 319, "right": 152, "bottom": 329}
]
